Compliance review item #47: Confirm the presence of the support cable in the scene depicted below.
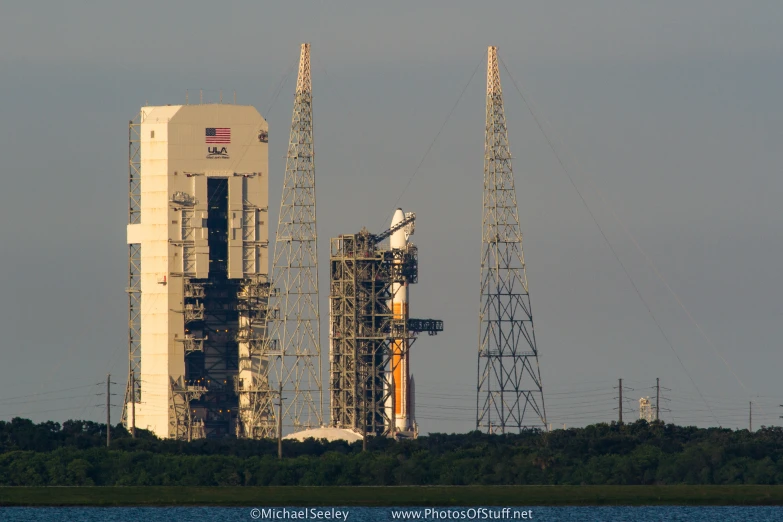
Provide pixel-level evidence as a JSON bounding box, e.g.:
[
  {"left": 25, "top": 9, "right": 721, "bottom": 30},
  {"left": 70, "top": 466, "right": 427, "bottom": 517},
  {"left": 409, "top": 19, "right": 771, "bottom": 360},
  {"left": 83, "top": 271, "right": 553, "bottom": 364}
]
[
  {"left": 381, "top": 52, "right": 485, "bottom": 229},
  {"left": 591, "top": 186, "right": 765, "bottom": 417},
  {"left": 263, "top": 58, "right": 299, "bottom": 118},
  {"left": 499, "top": 57, "right": 719, "bottom": 426}
]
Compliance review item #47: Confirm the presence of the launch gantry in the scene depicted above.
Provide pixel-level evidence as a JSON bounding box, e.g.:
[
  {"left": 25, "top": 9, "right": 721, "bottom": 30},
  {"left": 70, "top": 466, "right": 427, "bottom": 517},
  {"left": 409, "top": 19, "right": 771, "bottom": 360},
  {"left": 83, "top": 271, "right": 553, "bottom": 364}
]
[{"left": 329, "top": 213, "right": 442, "bottom": 438}]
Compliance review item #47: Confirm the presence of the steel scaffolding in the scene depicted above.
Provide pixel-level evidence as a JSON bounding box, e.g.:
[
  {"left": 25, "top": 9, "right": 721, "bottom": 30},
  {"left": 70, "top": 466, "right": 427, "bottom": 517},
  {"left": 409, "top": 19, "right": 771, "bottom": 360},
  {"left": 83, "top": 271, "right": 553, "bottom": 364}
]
[
  {"left": 123, "top": 114, "right": 142, "bottom": 429},
  {"left": 236, "top": 276, "right": 277, "bottom": 438},
  {"left": 329, "top": 226, "right": 440, "bottom": 437},
  {"left": 477, "top": 46, "right": 547, "bottom": 433},
  {"left": 169, "top": 377, "right": 207, "bottom": 441}
]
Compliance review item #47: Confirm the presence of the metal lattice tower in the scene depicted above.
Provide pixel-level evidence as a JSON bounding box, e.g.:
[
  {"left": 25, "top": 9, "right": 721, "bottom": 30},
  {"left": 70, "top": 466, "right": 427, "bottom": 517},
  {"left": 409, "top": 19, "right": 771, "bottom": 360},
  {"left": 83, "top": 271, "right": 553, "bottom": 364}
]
[
  {"left": 122, "top": 114, "right": 142, "bottom": 428},
  {"left": 477, "top": 46, "right": 547, "bottom": 433},
  {"left": 266, "top": 43, "right": 322, "bottom": 432}
]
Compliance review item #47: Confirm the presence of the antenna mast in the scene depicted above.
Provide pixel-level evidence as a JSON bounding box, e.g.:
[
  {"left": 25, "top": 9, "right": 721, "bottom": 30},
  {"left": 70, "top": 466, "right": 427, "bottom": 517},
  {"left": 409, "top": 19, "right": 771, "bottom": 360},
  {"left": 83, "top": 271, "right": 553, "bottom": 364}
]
[
  {"left": 266, "top": 43, "right": 322, "bottom": 433},
  {"left": 477, "top": 46, "right": 547, "bottom": 433}
]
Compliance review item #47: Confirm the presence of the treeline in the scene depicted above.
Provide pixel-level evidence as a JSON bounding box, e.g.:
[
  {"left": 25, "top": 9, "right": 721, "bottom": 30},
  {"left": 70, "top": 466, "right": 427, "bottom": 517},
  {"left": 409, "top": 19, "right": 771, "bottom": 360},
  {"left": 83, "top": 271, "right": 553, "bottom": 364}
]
[{"left": 1, "top": 418, "right": 782, "bottom": 486}]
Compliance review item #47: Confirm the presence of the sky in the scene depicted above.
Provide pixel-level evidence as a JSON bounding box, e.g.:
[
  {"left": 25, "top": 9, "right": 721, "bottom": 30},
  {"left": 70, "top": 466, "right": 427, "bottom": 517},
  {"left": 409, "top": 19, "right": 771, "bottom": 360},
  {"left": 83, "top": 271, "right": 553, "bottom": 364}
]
[{"left": 0, "top": 1, "right": 782, "bottom": 433}]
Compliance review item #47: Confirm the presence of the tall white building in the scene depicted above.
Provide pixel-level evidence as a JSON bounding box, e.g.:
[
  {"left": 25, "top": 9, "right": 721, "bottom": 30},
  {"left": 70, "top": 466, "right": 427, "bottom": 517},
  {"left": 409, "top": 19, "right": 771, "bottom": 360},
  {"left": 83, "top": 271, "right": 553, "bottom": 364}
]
[{"left": 125, "top": 104, "right": 271, "bottom": 439}]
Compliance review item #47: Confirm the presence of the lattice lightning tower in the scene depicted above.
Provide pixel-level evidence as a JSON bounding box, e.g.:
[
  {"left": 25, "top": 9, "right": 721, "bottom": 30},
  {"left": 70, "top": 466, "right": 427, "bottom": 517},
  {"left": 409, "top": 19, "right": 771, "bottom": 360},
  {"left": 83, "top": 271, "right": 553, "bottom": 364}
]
[
  {"left": 266, "top": 43, "right": 323, "bottom": 432},
  {"left": 477, "top": 46, "right": 547, "bottom": 433}
]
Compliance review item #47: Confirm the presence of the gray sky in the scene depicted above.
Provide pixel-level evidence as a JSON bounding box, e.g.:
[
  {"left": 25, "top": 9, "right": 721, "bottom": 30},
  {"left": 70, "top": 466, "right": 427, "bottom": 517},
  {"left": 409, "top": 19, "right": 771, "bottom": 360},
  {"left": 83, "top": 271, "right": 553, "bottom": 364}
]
[{"left": 1, "top": 1, "right": 781, "bottom": 433}]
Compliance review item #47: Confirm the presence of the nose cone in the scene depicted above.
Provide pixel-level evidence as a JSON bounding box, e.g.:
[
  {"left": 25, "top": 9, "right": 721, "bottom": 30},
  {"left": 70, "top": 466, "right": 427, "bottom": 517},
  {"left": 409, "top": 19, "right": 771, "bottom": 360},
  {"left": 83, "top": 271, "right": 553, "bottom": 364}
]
[
  {"left": 391, "top": 208, "right": 405, "bottom": 228},
  {"left": 390, "top": 208, "right": 406, "bottom": 249}
]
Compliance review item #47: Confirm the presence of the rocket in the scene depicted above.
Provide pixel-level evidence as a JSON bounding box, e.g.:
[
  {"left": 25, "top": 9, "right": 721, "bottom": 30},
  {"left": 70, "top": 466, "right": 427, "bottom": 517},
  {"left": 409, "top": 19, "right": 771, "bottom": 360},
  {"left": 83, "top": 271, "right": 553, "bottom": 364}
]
[{"left": 388, "top": 208, "right": 413, "bottom": 433}]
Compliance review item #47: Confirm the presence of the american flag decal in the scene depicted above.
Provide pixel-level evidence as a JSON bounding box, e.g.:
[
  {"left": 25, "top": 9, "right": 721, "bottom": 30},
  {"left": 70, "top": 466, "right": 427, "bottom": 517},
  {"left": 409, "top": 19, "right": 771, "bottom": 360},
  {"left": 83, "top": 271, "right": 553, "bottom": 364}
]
[{"left": 206, "top": 128, "right": 231, "bottom": 143}]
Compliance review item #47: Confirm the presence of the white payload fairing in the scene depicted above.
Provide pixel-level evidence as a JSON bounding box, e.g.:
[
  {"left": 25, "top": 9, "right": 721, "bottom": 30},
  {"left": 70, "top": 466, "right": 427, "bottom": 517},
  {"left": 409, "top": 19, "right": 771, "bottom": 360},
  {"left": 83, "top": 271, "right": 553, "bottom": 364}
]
[{"left": 388, "top": 208, "right": 415, "bottom": 433}]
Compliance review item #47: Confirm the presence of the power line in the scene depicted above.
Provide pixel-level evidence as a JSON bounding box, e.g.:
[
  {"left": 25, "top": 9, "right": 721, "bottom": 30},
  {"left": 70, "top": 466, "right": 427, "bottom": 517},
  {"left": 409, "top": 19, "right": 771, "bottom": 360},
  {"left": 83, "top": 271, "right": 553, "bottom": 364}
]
[
  {"left": 0, "top": 405, "right": 92, "bottom": 418},
  {"left": 0, "top": 393, "right": 97, "bottom": 407},
  {"left": 0, "top": 384, "right": 96, "bottom": 404}
]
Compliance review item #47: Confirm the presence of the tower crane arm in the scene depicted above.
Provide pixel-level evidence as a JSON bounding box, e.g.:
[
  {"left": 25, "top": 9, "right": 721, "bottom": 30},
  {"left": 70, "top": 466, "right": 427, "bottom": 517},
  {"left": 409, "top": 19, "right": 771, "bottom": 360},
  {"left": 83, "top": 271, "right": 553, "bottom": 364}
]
[{"left": 371, "top": 213, "right": 416, "bottom": 245}]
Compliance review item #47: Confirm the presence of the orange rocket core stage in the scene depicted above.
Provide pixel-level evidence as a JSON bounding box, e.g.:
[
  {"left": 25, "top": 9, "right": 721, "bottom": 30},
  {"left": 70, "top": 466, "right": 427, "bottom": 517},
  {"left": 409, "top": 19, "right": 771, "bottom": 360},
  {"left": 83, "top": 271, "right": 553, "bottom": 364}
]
[{"left": 392, "top": 300, "right": 409, "bottom": 417}]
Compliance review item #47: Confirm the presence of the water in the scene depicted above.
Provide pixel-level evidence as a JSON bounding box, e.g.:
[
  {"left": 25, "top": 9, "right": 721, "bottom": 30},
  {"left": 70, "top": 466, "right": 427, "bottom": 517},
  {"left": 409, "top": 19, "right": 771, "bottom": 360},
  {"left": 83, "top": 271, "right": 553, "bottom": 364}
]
[{"left": 1, "top": 506, "right": 782, "bottom": 521}]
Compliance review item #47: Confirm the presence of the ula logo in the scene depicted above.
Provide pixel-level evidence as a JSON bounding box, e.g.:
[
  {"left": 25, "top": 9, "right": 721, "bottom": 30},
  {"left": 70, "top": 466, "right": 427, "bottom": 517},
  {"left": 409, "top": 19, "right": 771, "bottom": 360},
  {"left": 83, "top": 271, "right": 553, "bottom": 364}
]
[{"left": 207, "top": 146, "right": 229, "bottom": 159}]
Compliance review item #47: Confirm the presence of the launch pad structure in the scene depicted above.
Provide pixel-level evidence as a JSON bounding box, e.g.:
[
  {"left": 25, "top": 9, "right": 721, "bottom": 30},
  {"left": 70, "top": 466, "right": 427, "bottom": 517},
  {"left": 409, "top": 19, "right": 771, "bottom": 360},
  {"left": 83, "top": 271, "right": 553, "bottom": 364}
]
[
  {"left": 120, "top": 42, "right": 547, "bottom": 441},
  {"left": 328, "top": 214, "right": 443, "bottom": 438}
]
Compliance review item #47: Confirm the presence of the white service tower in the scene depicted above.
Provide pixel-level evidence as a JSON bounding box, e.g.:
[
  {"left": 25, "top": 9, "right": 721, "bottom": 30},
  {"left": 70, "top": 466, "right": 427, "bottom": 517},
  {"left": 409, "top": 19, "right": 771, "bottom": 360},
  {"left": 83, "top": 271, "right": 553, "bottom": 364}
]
[
  {"left": 388, "top": 208, "right": 415, "bottom": 434},
  {"left": 125, "top": 103, "right": 270, "bottom": 440}
]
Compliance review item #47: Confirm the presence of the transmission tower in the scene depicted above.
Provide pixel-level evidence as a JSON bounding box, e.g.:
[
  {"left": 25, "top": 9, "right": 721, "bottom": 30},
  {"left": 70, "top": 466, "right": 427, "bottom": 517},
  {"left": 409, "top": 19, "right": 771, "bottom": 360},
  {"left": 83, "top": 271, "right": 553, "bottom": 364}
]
[
  {"left": 266, "top": 42, "right": 322, "bottom": 432},
  {"left": 477, "top": 46, "right": 547, "bottom": 433}
]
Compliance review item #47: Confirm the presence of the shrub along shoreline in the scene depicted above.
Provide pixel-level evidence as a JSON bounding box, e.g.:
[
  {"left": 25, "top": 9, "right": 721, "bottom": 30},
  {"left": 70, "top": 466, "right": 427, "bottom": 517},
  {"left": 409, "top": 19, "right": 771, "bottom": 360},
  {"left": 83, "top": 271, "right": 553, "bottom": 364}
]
[{"left": 0, "top": 418, "right": 782, "bottom": 487}]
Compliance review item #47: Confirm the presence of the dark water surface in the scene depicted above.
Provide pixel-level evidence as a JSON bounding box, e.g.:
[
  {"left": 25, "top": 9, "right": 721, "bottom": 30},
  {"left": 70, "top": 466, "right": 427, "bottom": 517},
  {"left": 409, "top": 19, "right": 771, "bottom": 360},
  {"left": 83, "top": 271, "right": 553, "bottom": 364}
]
[{"left": 1, "top": 506, "right": 782, "bottom": 521}]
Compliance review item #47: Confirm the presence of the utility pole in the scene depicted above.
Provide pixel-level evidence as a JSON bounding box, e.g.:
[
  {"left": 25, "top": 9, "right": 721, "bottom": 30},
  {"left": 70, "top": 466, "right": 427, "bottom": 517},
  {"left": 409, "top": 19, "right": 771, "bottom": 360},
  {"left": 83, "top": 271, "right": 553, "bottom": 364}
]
[
  {"left": 277, "top": 381, "right": 283, "bottom": 460},
  {"left": 656, "top": 378, "right": 660, "bottom": 421},
  {"left": 619, "top": 378, "right": 623, "bottom": 424},
  {"left": 130, "top": 370, "right": 136, "bottom": 439},
  {"left": 749, "top": 401, "right": 752, "bottom": 432},
  {"left": 106, "top": 374, "right": 111, "bottom": 447},
  {"left": 362, "top": 394, "right": 367, "bottom": 452}
]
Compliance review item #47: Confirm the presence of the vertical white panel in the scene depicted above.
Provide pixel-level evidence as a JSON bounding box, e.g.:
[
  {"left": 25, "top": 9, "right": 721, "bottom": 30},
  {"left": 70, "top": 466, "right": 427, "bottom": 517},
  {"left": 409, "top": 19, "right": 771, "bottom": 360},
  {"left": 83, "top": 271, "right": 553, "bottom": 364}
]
[
  {"left": 193, "top": 176, "right": 210, "bottom": 279},
  {"left": 227, "top": 176, "right": 244, "bottom": 279}
]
